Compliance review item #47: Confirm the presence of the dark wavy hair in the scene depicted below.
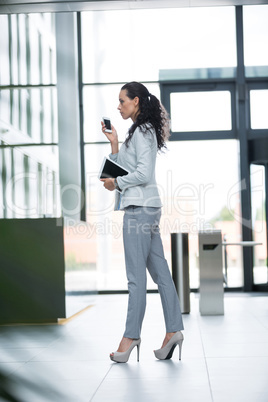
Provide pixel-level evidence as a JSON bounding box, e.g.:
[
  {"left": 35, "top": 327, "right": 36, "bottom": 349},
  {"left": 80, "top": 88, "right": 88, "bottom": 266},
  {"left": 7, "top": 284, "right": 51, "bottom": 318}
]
[{"left": 121, "top": 82, "right": 170, "bottom": 151}]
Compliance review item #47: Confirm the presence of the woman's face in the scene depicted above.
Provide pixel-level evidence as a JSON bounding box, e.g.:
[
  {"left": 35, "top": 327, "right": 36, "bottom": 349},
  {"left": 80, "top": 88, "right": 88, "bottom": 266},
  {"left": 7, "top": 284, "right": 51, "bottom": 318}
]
[{"left": 118, "top": 89, "right": 139, "bottom": 122}]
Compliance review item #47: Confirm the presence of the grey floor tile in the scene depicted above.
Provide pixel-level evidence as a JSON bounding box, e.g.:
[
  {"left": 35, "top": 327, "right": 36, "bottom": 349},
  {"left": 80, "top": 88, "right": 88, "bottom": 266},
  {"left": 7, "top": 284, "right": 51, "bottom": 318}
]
[
  {"left": 198, "top": 315, "right": 265, "bottom": 334},
  {"left": 206, "top": 356, "right": 268, "bottom": 378},
  {"left": 107, "top": 358, "right": 207, "bottom": 380},
  {"left": 211, "top": 377, "right": 268, "bottom": 402},
  {"left": 9, "top": 360, "right": 111, "bottom": 381},
  {"left": 1, "top": 293, "right": 268, "bottom": 402},
  {"left": 0, "top": 362, "right": 24, "bottom": 375},
  {"left": 205, "top": 342, "right": 268, "bottom": 358},
  {"left": 60, "top": 379, "right": 103, "bottom": 402},
  {"left": 255, "top": 316, "right": 268, "bottom": 330},
  {"left": 201, "top": 330, "right": 268, "bottom": 345},
  {"left": 207, "top": 357, "right": 268, "bottom": 402},
  {"left": 1, "top": 376, "right": 85, "bottom": 402},
  {"left": 0, "top": 325, "right": 67, "bottom": 348},
  {"left": 91, "top": 377, "right": 212, "bottom": 402},
  {"left": 0, "top": 347, "right": 45, "bottom": 363},
  {"left": 30, "top": 345, "right": 108, "bottom": 362},
  {"left": 5, "top": 365, "right": 105, "bottom": 402}
]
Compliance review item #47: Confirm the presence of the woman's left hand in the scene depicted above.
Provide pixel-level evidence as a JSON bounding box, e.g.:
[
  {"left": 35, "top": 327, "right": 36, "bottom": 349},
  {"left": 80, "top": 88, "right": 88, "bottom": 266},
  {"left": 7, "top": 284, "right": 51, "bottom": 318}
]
[{"left": 100, "top": 178, "right": 116, "bottom": 191}]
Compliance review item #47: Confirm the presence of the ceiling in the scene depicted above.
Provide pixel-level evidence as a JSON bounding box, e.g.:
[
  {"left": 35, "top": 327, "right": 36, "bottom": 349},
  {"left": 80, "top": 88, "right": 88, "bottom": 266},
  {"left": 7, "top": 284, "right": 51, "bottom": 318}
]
[{"left": 1, "top": 0, "right": 268, "bottom": 14}]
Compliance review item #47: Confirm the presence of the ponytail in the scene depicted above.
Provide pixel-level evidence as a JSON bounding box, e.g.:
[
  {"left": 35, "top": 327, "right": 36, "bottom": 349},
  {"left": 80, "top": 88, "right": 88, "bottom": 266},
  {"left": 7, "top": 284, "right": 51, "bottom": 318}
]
[{"left": 121, "top": 82, "right": 170, "bottom": 151}]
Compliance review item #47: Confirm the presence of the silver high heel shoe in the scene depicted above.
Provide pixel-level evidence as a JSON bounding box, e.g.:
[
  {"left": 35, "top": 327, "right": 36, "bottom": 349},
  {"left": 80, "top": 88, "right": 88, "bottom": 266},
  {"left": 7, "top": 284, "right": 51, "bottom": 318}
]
[
  {"left": 154, "top": 331, "right": 184, "bottom": 360},
  {"left": 110, "top": 339, "right": 141, "bottom": 363}
]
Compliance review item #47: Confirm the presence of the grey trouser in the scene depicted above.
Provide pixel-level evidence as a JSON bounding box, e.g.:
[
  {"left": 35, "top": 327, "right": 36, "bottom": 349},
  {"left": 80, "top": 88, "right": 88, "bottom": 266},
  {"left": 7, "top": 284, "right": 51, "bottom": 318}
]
[{"left": 123, "top": 206, "right": 184, "bottom": 339}]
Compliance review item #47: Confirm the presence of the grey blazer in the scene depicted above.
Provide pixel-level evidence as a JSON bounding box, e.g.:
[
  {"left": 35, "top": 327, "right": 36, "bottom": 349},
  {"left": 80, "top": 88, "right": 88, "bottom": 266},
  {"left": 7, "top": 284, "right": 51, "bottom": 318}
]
[{"left": 109, "top": 125, "right": 162, "bottom": 211}]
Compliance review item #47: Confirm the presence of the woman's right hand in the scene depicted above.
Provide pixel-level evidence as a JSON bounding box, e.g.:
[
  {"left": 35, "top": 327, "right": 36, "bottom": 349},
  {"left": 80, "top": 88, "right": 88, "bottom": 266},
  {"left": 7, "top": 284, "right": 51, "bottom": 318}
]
[{"left": 101, "top": 121, "right": 118, "bottom": 144}]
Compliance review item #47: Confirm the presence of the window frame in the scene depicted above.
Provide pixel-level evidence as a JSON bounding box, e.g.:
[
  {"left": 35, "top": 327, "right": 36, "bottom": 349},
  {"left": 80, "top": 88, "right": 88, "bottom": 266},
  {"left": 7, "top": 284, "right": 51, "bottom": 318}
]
[
  {"left": 247, "top": 81, "right": 268, "bottom": 139},
  {"left": 160, "top": 81, "right": 237, "bottom": 141}
]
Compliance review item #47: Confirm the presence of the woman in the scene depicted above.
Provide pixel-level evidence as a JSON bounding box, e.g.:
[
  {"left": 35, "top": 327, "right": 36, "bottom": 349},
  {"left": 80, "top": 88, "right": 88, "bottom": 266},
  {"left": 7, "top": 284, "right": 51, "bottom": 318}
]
[{"left": 100, "top": 82, "right": 184, "bottom": 363}]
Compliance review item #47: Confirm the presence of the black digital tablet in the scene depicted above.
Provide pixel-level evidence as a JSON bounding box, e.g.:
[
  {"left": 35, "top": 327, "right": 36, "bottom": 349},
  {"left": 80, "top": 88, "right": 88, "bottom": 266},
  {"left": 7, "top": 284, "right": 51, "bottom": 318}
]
[{"left": 98, "top": 157, "right": 129, "bottom": 179}]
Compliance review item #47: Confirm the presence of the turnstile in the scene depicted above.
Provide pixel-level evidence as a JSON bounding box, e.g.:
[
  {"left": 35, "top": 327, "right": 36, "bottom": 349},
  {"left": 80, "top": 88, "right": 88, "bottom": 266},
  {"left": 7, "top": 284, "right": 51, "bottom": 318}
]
[
  {"left": 171, "top": 233, "right": 190, "bottom": 314},
  {"left": 199, "top": 230, "right": 224, "bottom": 315}
]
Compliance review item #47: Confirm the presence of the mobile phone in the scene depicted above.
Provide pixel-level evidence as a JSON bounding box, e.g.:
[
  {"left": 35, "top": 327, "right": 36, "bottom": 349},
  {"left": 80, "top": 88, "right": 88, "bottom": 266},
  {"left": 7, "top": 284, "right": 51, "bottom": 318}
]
[{"left": 102, "top": 117, "right": 112, "bottom": 133}]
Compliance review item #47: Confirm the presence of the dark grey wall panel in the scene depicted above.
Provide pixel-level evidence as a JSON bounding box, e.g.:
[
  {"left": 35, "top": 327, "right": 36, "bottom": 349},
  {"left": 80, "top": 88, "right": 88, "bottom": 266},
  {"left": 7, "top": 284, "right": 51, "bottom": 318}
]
[
  {"left": 0, "top": 218, "right": 66, "bottom": 323},
  {"left": 249, "top": 138, "right": 268, "bottom": 164}
]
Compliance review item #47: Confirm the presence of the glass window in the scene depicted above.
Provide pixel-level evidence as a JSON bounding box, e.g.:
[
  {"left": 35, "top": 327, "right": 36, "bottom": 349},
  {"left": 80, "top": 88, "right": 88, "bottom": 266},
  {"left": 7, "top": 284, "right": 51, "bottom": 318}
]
[
  {"left": 243, "top": 5, "right": 268, "bottom": 68},
  {"left": 84, "top": 139, "right": 242, "bottom": 290},
  {"left": 0, "top": 12, "right": 58, "bottom": 221},
  {"left": 82, "top": 7, "right": 236, "bottom": 83},
  {"left": 26, "top": 157, "right": 39, "bottom": 218},
  {"left": 2, "top": 145, "right": 60, "bottom": 219},
  {"left": 85, "top": 142, "right": 158, "bottom": 291},
  {"left": 83, "top": 83, "right": 160, "bottom": 143},
  {"left": 50, "top": 88, "right": 58, "bottom": 143},
  {"left": 30, "top": 89, "right": 41, "bottom": 141},
  {"left": 0, "top": 145, "right": 7, "bottom": 219},
  {"left": 156, "top": 140, "right": 242, "bottom": 288},
  {"left": 29, "top": 16, "right": 40, "bottom": 84},
  {"left": 38, "top": 33, "right": 43, "bottom": 83},
  {"left": 250, "top": 90, "right": 268, "bottom": 129},
  {"left": 19, "top": 88, "right": 28, "bottom": 134},
  {"left": 170, "top": 91, "right": 232, "bottom": 132},
  {"left": 2, "top": 87, "right": 56, "bottom": 142},
  {"left": 18, "top": 14, "right": 27, "bottom": 85},
  {"left": 159, "top": 67, "right": 236, "bottom": 81},
  {"left": 20, "top": 146, "right": 61, "bottom": 218},
  {"left": 83, "top": 84, "right": 122, "bottom": 143},
  {"left": 42, "top": 39, "right": 50, "bottom": 85},
  {"left": 250, "top": 164, "right": 267, "bottom": 285},
  {"left": 0, "top": 90, "right": 11, "bottom": 125},
  {"left": 85, "top": 143, "right": 127, "bottom": 290},
  {"left": 12, "top": 149, "right": 27, "bottom": 218},
  {"left": 2, "top": 147, "right": 13, "bottom": 218},
  {"left": 0, "top": 16, "right": 10, "bottom": 86},
  {"left": 45, "top": 168, "right": 61, "bottom": 218},
  {"left": 43, "top": 88, "right": 51, "bottom": 142},
  {"left": 11, "top": 89, "right": 20, "bottom": 129},
  {"left": 10, "top": 15, "right": 19, "bottom": 86}
]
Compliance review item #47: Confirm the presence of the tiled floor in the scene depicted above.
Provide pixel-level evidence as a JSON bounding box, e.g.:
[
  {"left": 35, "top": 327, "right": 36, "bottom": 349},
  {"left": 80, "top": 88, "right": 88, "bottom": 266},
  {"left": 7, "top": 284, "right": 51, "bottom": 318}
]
[{"left": 0, "top": 292, "right": 268, "bottom": 402}]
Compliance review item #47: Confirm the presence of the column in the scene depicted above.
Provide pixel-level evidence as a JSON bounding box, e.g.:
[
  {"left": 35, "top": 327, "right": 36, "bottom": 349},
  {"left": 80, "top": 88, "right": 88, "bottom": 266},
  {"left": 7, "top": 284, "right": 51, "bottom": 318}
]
[{"left": 55, "top": 13, "right": 82, "bottom": 222}]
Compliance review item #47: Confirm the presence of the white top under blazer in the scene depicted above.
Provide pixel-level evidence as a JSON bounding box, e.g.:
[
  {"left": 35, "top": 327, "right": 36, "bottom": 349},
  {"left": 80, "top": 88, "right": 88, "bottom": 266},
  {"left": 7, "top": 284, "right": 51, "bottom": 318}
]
[{"left": 109, "top": 125, "right": 162, "bottom": 211}]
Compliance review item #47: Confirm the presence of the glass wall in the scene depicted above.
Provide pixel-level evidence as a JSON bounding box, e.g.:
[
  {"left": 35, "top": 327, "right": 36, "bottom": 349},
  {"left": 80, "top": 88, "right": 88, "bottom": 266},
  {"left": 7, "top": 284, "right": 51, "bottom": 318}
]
[
  {"left": 82, "top": 7, "right": 236, "bottom": 84},
  {"left": 250, "top": 165, "right": 267, "bottom": 285},
  {"left": 250, "top": 90, "right": 268, "bottom": 130},
  {"left": 243, "top": 5, "right": 268, "bottom": 71},
  {"left": 170, "top": 91, "right": 232, "bottom": 132},
  {"left": 2, "top": 5, "right": 267, "bottom": 292},
  {"left": 157, "top": 142, "right": 242, "bottom": 288},
  {"left": 81, "top": 6, "right": 241, "bottom": 290},
  {"left": 0, "top": 13, "right": 60, "bottom": 219}
]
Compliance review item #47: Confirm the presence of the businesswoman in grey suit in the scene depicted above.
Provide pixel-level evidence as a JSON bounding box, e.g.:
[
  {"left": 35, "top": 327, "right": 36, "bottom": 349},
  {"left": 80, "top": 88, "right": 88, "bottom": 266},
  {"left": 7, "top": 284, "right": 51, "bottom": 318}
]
[{"left": 101, "top": 82, "right": 184, "bottom": 363}]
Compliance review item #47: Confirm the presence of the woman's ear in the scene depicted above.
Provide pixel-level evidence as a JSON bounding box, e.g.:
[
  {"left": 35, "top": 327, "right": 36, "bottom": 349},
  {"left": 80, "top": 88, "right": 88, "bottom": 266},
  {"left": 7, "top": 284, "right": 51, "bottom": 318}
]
[{"left": 134, "top": 96, "right": 140, "bottom": 106}]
